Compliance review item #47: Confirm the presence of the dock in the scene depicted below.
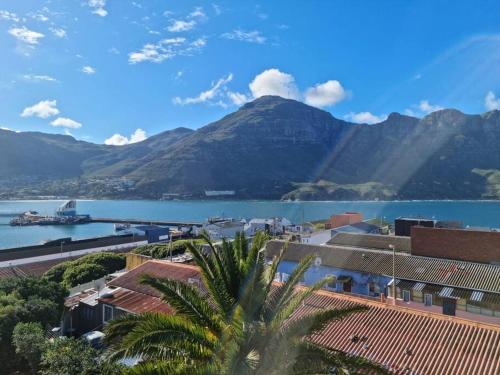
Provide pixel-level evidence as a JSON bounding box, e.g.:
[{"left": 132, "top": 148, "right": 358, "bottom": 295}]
[{"left": 91, "top": 218, "right": 202, "bottom": 227}]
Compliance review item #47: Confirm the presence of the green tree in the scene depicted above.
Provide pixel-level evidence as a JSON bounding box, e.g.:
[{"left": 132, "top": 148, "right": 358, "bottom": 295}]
[
  {"left": 12, "top": 322, "right": 46, "bottom": 374},
  {"left": 62, "top": 263, "right": 107, "bottom": 287},
  {"left": 44, "top": 252, "right": 126, "bottom": 287},
  {"left": 105, "top": 233, "right": 386, "bottom": 374},
  {"left": 0, "top": 277, "right": 67, "bottom": 373},
  {"left": 39, "top": 338, "right": 101, "bottom": 375}
]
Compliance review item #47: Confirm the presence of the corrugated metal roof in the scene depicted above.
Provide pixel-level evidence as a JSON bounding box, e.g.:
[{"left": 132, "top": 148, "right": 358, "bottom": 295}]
[
  {"left": 99, "top": 288, "right": 173, "bottom": 315},
  {"left": 101, "top": 262, "right": 500, "bottom": 374},
  {"left": 266, "top": 241, "right": 500, "bottom": 294},
  {"left": 294, "top": 289, "right": 500, "bottom": 375},
  {"left": 109, "top": 260, "right": 202, "bottom": 298},
  {"left": 327, "top": 232, "right": 412, "bottom": 252}
]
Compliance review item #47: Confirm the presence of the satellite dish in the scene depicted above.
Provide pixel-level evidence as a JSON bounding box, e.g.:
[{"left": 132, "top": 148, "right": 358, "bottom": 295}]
[{"left": 314, "top": 257, "right": 322, "bottom": 267}]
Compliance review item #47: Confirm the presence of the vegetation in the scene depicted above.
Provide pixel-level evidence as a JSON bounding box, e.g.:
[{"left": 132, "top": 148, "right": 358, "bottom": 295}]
[
  {"left": 104, "top": 233, "right": 385, "bottom": 374},
  {"left": 44, "top": 252, "right": 126, "bottom": 287},
  {"left": 0, "top": 277, "right": 67, "bottom": 373},
  {"left": 282, "top": 180, "right": 396, "bottom": 201},
  {"left": 132, "top": 238, "right": 206, "bottom": 259},
  {"left": 39, "top": 337, "right": 124, "bottom": 375},
  {"left": 12, "top": 322, "right": 46, "bottom": 374}
]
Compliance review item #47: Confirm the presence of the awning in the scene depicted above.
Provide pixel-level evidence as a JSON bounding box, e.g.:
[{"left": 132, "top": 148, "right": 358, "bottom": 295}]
[{"left": 337, "top": 275, "right": 352, "bottom": 283}]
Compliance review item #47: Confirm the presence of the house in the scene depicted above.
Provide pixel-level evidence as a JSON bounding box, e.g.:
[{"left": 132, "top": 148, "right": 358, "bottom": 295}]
[
  {"left": 331, "top": 221, "right": 380, "bottom": 235},
  {"left": 62, "top": 261, "right": 203, "bottom": 335},
  {"left": 327, "top": 232, "right": 412, "bottom": 253},
  {"left": 195, "top": 218, "right": 245, "bottom": 240},
  {"left": 324, "top": 212, "right": 363, "bottom": 229},
  {"left": 64, "top": 259, "right": 500, "bottom": 374},
  {"left": 244, "top": 217, "right": 292, "bottom": 236},
  {"left": 266, "top": 240, "right": 500, "bottom": 324},
  {"left": 300, "top": 222, "right": 381, "bottom": 245}
]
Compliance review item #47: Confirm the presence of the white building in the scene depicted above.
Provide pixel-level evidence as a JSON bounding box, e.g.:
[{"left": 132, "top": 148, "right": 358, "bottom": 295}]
[
  {"left": 244, "top": 217, "right": 292, "bottom": 236},
  {"left": 196, "top": 218, "right": 245, "bottom": 240}
]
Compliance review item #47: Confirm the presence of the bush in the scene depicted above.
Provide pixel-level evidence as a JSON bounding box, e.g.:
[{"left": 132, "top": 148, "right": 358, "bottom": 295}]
[
  {"left": 12, "top": 322, "right": 46, "bottom": 374},
  {"left": 133, "top": 239, "right": 206, "bottom": 259},
  {"left": 43, "top": 262, "right": 71, "bottom": 283},
  {"left": 62, "top": 263, "right": 107, "bottom": 288},
  {"left": 0, "top": 277, "right": 67, "bottom": 373},
  {"left": 44, "top": 252, "right": 126, "bottom": 288}
]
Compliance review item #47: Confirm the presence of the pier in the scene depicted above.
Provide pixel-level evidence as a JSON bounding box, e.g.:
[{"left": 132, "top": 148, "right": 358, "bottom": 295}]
[{"left": 91, "top": 218, "right": 202, "bottom": 227}]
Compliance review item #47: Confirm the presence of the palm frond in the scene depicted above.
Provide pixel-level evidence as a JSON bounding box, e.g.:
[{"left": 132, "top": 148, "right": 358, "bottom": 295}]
[{"left": 139, "top": 274, "right": 223, "bottom": 333}]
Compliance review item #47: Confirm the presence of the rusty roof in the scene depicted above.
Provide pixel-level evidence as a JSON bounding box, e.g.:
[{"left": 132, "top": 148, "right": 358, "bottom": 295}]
[
  {"left": 104, "top": 261, "right": 500, "bottom": 374},
  {"left": 266, "top": 241, "right": 500, "bottom": 294},
  {"left": 296, "top": 290, "right": 500, "bottom": 375},
  {"left": 99, "top": 288, "right": 173, "bottom": 315},
  {"left": 109, "top": 260, "right": 201, "bottom": 298}
]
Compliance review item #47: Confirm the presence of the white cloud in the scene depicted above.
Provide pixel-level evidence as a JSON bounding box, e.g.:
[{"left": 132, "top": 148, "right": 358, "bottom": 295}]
[
  {"left": 108, "top": 47, "right": 120, "bottom": 54},
  {"left": 104, "top": 128, "right": 147, "bottom": 146},
  {"left": 484, "top": 91, "right": 500, "bottom": 111},
  {"left": 31, "top": 13, "right": 49, "bottom": 22},
  {"left": 20, "top": 99, "right": 59, "bottom": 118},
  {"left": 88, "top": 0, "right": 107, "bottom": 17},
  {"left": 50, "top": 27, "right": 66, "bottom": 38},
  {"left": 8, "top": 26, "right": 44, "bottom": 45},
  {"left": 130, "top": 128, "right": 147, "bottom": 143},
  {"left": 189, "top": 7, "right": 206, "bottom": 19},
  {"left": 345, "top": 112, "right": 387, "bottom": 124},
  {"left": 81, "top": 65, "right": 96, "bottom": 74},
  {"left": 23, "top": 74, "right": 57, "bottom": 82},
  {"left": 418, "top": 100, "right": 443, "bottom": 114},
  {"left": 128, "top": 37, "right": 204, "bottom": 64},
  {"left": 249, "top": 68, "right": 299, "bottom": 100},
  {"left": 221, "top": 29, "right": 266, "bottom": 44},
  {"left": 51, "top": 117, "right": 82, "bottom": 129},
  {"left": 167, "top": 19, "right": 195, "bottom": 32},
  {"left": 0, "top": 10, "right": 20, "bottom": 22},
  {"left": 212, "top": 4, "right": 221, "bottom": 15},
  {"left": 173, "top": 74, "right": 233, "bottom": 105},
  {"left": 304, "top": 80, "right": 347, "bottom": 108},
  {"left": 228, "top": 91, "right": 250, "bottom": 106}
]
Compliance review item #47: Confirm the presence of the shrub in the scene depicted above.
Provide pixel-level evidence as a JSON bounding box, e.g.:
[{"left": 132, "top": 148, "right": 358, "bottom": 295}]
[
  {"left": 133, "top": 239, "right": 206, "bottom": 259},
  {"left": 43, "top": 262, "right": 71, "bottom": 283},
  {"left": 44, "top": 252, "right": 126, "bottom": 288},
  {"left": 62, "top": 263, "right": 107, "bottom": 288},
  {"left": 12, "top": 322, "right": 46, "bottom": 374}
]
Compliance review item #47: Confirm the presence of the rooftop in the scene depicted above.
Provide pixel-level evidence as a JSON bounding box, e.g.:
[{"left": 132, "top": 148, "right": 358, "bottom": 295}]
[
  {"left": 105, "top": 261, "right": 500, "bottom": 375},
  {"left": 99, "top": 287, "right": 173, "bottom": 315},
  {"left": 327, "top": 232, "right": 411, "bottom": 252},
  {"left": 266, "top": 241, "right": 500, "bottom": 294}
]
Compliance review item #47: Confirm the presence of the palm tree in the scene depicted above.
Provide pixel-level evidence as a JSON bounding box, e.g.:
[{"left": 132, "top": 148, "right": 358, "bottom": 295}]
[{"left": 104, "top": 232, "right": 387, "bottom": 374}]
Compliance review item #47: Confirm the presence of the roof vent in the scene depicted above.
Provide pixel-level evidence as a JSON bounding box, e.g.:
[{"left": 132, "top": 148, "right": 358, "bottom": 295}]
[{"left": 100, "top": 292, "right": 114, "bottom": 299}]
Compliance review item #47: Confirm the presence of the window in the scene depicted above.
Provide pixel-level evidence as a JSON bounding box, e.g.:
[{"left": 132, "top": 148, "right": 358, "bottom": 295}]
[
  {"left": 424, "top": 293, "right": 433, "bottom": 306},
  {"left": 103, "top": 304, "right": 113, "bottom": 323},
  {"left": 368, "top": 282, "right": 381, "bottom": 296},
  {"left": 325, "top": 274, "right": 336, "bottom": 290},
  {"left": 403, "top": 290, "right": 411, "bottom": 302}
]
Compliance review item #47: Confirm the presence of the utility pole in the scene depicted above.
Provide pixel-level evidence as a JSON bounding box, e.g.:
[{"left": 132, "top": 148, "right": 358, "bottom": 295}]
[{"left": 389, "top": 244, "right": 396, "bottom": 305}]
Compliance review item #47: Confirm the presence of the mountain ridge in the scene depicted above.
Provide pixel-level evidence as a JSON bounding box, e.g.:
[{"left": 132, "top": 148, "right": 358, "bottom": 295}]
[{"left": 1, "top": 96, "right": 499, "bottom": 200}]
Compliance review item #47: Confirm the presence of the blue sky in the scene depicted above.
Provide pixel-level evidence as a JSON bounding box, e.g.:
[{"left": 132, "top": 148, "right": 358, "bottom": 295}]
[{"left": 1, "top": 1, "right": 500, "bottom": 145}]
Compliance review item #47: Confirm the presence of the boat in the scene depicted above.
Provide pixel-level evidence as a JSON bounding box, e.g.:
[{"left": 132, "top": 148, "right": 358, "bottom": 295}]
[
  {"left": 9, "top": 200, "right": 91, "bottom": 226},
  {"left": 114, "top": 223, "right": 131, "bottom": 232}
]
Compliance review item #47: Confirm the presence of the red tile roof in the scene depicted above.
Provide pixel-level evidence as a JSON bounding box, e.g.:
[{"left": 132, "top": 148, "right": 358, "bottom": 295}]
[
  {"left": 99, "top": 288, "right": 173, "bottom": 315},
  {"left": 109, "top": 260, "right": 201, "bottom": 298}
]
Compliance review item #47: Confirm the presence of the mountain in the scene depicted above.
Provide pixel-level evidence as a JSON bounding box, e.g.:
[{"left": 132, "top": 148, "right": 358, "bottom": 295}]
[{"left": 1, "top": 96, "right": 500, "bottom": 200}]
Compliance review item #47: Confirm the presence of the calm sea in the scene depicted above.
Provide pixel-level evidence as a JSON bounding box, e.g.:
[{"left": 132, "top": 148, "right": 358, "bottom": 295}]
[{"left": 0, "top": 199, "right": 499, "bottom": 250}]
